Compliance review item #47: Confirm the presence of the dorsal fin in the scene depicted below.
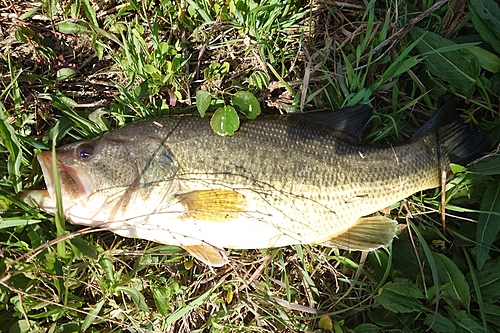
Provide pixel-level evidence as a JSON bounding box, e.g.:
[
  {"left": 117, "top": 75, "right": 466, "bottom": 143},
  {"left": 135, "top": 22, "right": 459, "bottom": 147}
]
[{"left": 291, "top": 105, "right": 373, "bottom": 138}]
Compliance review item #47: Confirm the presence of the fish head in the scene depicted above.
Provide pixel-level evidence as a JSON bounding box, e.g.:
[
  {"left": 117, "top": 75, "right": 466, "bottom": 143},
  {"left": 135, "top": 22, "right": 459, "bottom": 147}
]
[{"left": 24, "top": 134, "right": 179, "bottom": 226}]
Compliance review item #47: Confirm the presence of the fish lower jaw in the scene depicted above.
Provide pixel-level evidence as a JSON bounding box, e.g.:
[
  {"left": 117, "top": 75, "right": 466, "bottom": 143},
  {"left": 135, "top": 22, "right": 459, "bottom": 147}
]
[{"left": 20, "top": 190, "right": 56, "bottom": 215}]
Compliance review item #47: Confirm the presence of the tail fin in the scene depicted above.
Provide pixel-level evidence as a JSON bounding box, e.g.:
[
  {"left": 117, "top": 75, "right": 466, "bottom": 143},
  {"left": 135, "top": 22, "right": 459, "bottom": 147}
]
[{"left": 413, "top": 99, "right": 489, "bottom": 165}]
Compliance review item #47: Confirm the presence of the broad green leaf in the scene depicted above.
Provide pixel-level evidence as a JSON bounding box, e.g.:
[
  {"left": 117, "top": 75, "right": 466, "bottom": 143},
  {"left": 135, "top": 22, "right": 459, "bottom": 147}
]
[
  {"left": 55, "top": 68, "right": 77, "bottom": 81},
  {"left": 231, "top": 91, "right": 261, "bottom": 119},
  {"left": 409, "top": 27, "right": 480, "bottom": 98},
  {"left": 220, "top": 61, "right": 230, "bottom": 74},
  {"left": 433, "top": 253, "right": 470, "bottom": 311},
  {"left": 57, "top": 22, "right": 89, "bottom": 34},
  {"left": 143, "top": 64, "right": 161, "bottom": 76},
  {"left": 470, "top": 4, "right": 500, "bottom": 55},
  {"left": 26, "top": 224, "right": 45, "bottom": 248},
  {"left": 475, "top": 182, "right": 500, "bottom": 269},
  {"left": 374, "top": 278, "right": 426, "bottom": 313},
  {"left": 390, "top": 239, "right": 422, "bottom": 279},
  {"left": 196, "top": 90, "right": 212, "bottom": 117},
  {"left": 383, "top": 277, "right": 426, "bottom": 299},
  {"left": 92, "top": 37, "right": 105, "bottom": 59},
  {"left": 450, "top": 163, "right": 467, "bottom": 174},
  {"left": 484, "top": 304, "right": 500, "bottom": 326},
  {"left": 210, "top": 106, "right": 240, "bottom": 136},
  {"left": 9, "top": 320, "right": 33, "bottom": 333},
  {"left": 70, "top": 237, "right": 97, "bottom": 260},
  {"left": 151, "top": 285, "right": 171, "bottom": 316},
  {"left": 98, "top": 253, "right": 115, "bottom": 283},
  {"left": 133, "top": 81, "right": 149, "bottom": 100},
  {"left": 473, "top": 256, "right": 500, "bottom": 304},
  {"left": 116, "top": 286, "right": 148, "bottom": 311},
  {"left": 470, "top": 0, "right": 500, "bottom": 34},
  {"left": 353, "top": 324, "right": 381, "bottom": 333},
  {"left": 368, "top": 308, "right": 399, "bottom": 327},
  {"left": 446, "top": 306, "right": 488, "bottom": 333},
  {"left": 469, "top": 155, "right": 500, "bottom": 175},
  {"left": 55, "top": 92, "right": 79, "bottom": 108},
  {"left": 374, "top": 288, "right": 426, "bottom": 313},
  {"left": 468, "top": 46, "right": 500, "bottom": 73},
  {"left": 424, "top": 311, "right": 456, "bottom": 332}
]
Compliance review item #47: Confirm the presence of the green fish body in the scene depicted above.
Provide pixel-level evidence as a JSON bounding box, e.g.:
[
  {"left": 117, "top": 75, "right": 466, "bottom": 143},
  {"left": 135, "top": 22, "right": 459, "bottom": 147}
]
[{"left": 22, "top": 102, "right": 487, "bottom": 266}]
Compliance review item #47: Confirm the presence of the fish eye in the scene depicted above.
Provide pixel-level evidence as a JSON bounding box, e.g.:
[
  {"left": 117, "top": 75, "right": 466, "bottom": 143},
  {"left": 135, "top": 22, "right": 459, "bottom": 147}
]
[{"left": 76, "top": 144, "right": 93, "bottom": 159}]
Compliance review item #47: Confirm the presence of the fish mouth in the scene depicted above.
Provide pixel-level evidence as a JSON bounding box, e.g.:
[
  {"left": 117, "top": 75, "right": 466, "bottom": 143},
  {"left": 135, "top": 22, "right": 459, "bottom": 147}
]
[{"left": 37, "top": 151, "right": 93, "bottom": 201}]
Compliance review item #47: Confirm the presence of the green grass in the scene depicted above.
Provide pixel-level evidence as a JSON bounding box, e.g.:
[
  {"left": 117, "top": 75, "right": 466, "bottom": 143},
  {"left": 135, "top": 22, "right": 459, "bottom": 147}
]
[{"left": 1, "top": 0, "right": 500, "bottom": 332}]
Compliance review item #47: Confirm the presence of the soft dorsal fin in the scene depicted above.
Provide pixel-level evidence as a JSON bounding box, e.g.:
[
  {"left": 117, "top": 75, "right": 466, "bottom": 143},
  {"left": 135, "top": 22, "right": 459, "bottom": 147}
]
[
  {"left": 323, "top": 216, "right": 397, "bottom": 251},
  {"left": 182, "top": 244, "right": 228, "bottom": 267},
  {"left": 292, "top": 104, "right": 373, "bottom": 138},
  {"left": 176, "top": 189, "right": 246, "bottom": 221}
]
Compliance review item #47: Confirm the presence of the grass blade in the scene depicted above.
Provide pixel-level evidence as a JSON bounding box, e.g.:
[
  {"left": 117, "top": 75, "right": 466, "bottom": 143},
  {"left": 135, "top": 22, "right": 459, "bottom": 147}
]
[
  {"left": 464, "top": 248, "right": 488, "bottom": 332},
  {"left": 50, "top": 122, "right": 66, "bottom": 257},
  {"left": 0, "top": 103, "right": 22, "bottom": 193}
]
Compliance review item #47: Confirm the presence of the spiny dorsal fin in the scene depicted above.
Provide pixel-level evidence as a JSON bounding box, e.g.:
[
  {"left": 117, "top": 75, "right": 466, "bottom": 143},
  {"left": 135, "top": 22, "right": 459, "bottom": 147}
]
[
  {"left": 182, "top": 244, "right": 228, "bottom": 267},
  {"left": 323, "top": 216, "right": 397, "bottom": 251},
  {"left": 177, "top": 189, "right": 246, "bottom": 221},
  {"left": 291, "top": 104, "right": 373, "bottom": 138}
]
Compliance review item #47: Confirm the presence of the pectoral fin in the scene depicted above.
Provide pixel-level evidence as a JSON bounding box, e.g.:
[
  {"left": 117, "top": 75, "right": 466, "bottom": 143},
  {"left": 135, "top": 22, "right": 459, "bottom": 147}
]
[
  {"left": 324, "top": 216, "right": 397, "bottom": 251},
  {"left": 177, "top": 189, "right": 246, "bottom": 222},
  {"left": 182, "top": 244, "right": 228, "bottom": 267}
]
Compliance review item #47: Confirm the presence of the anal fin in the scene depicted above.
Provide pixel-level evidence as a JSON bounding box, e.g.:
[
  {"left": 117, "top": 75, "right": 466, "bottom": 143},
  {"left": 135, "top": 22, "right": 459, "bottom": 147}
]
[
  {"left": 182, "top": 244, "right": 229, "bottom": 267},
  {"left": 324, "top": 216, "right": 398, "bottom": 251}
]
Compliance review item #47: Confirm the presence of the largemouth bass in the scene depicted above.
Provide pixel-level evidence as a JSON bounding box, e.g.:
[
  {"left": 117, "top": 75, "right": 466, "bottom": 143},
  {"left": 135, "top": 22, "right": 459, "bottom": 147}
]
[{"left": 22, "top": 101, "right": 487, "bottom": 266}]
